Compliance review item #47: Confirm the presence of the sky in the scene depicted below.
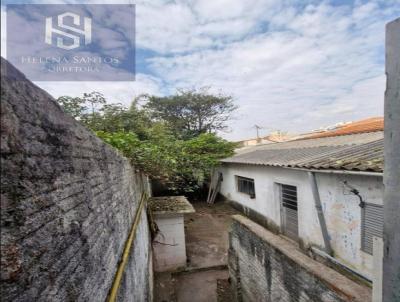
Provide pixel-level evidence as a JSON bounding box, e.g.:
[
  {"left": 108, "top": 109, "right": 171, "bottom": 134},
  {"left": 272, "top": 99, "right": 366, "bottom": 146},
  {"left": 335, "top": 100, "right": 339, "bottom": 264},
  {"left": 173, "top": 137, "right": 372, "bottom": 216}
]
[{"left": 1, "top": 0, "right": 399, "bottom": 141}]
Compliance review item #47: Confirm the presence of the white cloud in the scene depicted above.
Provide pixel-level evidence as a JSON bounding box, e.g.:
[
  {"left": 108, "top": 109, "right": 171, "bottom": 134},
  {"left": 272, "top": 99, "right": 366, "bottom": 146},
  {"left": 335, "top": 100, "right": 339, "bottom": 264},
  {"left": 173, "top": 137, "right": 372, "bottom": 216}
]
[
  {"left": 36, "top": 73, "right": 163, "bottom": 107},
  {"left": 140, "top": 1, "right": 399, "bottom": 140},
  {"left": 134, "top": 0, "right": 284, "bottom": 54},
  {"left": 2, "top": 0, "right": 399, "bottom": 140}
]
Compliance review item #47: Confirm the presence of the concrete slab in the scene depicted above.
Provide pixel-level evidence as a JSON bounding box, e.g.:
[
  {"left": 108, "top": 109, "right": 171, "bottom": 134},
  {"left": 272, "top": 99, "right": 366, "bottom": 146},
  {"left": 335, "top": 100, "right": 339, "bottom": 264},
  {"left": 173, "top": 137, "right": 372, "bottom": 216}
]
[
  {"left": 216, "top": 278, "right": 234, "bottom": 302},
  {"left": 154, "top": 272, "right": 176, "bottom": 302},
  {"left": 175, "top": 269, "right": 229, "bottom": 302},
  {"left": 154, "top": 201, "right": 239, "bottom": 302},
  {"left": 184, "top": 202, "right": 239, "bottom": 269}
]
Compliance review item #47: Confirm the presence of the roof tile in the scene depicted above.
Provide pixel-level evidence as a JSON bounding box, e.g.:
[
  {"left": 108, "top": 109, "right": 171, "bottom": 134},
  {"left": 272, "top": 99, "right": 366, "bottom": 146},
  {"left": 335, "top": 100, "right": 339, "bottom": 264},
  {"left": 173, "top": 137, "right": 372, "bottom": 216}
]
[{"left": 304, "top": 117, "right": 383, "bottom": 139}]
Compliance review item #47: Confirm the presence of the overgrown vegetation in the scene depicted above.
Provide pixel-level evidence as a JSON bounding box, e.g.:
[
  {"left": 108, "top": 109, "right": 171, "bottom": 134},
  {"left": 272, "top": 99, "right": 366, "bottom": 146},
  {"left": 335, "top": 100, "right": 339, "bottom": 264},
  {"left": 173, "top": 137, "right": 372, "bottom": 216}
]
[
  {"left": 57, "top": 88, "right": 237, "bottom": 194},
  {"left": 141, "top": 88, "right": 237, "bottom": 139}
]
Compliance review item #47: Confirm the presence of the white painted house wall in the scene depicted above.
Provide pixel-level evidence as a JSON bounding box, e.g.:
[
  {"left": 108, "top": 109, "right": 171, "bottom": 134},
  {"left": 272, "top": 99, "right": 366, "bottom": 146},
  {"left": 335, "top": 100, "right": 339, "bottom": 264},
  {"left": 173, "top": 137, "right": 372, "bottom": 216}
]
[
  {"left": 218, "top": 163, "right": 383, "bottom": 279},
  {"left": 153, "top": 214, "right": 187, "bottom": 272}
]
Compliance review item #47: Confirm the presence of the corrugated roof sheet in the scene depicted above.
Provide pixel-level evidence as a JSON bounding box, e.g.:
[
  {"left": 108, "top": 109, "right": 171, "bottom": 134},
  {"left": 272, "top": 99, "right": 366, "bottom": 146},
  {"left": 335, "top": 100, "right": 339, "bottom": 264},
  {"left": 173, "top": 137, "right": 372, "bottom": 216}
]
[
  {"left": 236, "top": 131, "right": 383, "bottom": 154},
  {"left": 222, "top": 132, "right": 383, "bottom": 172}
]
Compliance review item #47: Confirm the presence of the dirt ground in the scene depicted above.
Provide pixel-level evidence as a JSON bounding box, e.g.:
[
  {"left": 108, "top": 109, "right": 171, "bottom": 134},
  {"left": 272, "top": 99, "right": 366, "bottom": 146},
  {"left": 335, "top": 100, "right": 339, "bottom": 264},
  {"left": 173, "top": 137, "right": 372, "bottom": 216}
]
[{"left": 154, "top": 201, "right": 239, "bottom": 302}]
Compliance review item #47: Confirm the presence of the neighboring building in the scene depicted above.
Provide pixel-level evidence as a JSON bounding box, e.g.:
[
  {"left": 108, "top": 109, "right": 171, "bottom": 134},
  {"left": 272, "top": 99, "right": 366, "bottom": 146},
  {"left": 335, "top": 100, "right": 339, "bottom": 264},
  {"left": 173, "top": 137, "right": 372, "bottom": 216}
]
[
  {"left": 219, "top": 129, "right": 384, "bottom": 280},
  {"left": 302, "top": 117, "right": 383, "bottom": 139},
  {"left": 236, "top": 131, "right": 293, "bottom": 148},
  {"left": 236, "top": 117, "right": 383, "bottom": 150},
  {"left": 236, "top": 136, "right": 276, "bottom": 148}
]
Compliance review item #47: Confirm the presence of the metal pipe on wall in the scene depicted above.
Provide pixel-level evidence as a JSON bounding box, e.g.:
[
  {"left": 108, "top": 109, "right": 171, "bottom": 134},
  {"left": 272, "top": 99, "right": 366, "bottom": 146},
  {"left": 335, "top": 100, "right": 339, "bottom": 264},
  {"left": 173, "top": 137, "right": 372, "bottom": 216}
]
[
  {"left": 308, "top": 172, "right": 333, "bottom": 256},
  {"left": 107, "top": 192, "right": 148, "bottom": 302}
]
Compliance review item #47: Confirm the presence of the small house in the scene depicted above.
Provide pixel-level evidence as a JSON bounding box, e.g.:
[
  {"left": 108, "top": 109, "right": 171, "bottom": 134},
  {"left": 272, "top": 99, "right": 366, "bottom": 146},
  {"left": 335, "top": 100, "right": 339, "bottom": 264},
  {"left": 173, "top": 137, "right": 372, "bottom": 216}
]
[
  {"left": 149, "top": 196, "right": 195, "bottom": 272},
  {"left": 218, "top": 126, "right": 383, "bottom": 281}
]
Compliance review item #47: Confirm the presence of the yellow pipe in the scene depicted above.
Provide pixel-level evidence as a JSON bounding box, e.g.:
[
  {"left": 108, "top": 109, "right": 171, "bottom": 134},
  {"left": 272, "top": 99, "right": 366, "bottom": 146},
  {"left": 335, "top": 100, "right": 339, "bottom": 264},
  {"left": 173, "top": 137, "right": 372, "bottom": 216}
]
[{"left": 107, "top": 192, "right": 148, "bottom": 302}]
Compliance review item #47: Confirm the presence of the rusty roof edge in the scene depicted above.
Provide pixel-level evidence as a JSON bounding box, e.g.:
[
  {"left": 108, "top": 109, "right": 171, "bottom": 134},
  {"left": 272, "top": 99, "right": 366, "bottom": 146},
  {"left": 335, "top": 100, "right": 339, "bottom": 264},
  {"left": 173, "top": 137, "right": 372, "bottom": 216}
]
[
  {"left": 296, "top": 129, "right": 383, "bottom": 141},
  {"left": 232, "top": 132, "right": 383, "bottom": 155}
]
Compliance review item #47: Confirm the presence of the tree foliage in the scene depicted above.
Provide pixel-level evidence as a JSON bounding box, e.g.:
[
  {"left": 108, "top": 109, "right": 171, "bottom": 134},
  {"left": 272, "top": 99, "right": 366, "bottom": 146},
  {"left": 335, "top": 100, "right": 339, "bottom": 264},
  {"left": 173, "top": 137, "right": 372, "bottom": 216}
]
[
  {"left": 57, "top": 92, "right": 151, "bottom": 138},
  {"left": 57, "top": 90, "right": 237, "bottom": 193},
  {"left": 142, "top": 88, "right": 237, "bottom": 139},
  {"left": 97, "top": 130, "right": 236, "bottom": 192},
  {"left": 57, "top": 96, "right": 86, "bottom": 118}
]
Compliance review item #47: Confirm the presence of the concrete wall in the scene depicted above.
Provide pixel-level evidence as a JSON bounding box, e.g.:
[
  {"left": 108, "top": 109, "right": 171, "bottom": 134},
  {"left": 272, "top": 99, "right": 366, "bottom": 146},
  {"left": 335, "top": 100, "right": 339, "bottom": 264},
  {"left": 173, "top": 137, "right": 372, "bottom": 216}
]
[
  {"left": 219, "top": 163, "right": 383, "bottom": 279},
  {"left": 117, "top": 209, "right": 153, "bottom": 302},
  {"left": 153, "top": 214, "right": 187, "bottom": 272},
  {"left": 0, "top": 58, "right": 152, "bottom": 301},
  {"left": 383, "top": 18, "right": 400, "bottom": 302},
  {"left": 229, "top": 215, "right": 371, "bottom": 302}
]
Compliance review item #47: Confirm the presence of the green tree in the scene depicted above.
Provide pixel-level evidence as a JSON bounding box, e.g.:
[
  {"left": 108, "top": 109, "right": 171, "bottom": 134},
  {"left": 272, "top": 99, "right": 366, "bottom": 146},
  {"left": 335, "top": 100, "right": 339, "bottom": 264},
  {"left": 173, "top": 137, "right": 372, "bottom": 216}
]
[
  {"left": 57, "top": 90, "right": 237, "bottom": 194},
  {"left": 95, "top": 102, "right": 152, "bottom": 139},
  {"left": 176, "top": 133, "right": 237, "bottom": 192},
  {"left": 57, "top": 92, "right": 151, "bottom": 137},
  {"left": 57, "top": 96, "right": 86, "bottom": 118},
  {"left": 79, "top": 92, "right": 106, "bottom": 130},
  {"left": 83, "top": 91, "right": 106, "bottom": 114},
  {"left": 56, "top": 91, "right": 106, "bottom": 129},
  {"left": 142, "top": 88, "right": 237, "bottom": 139},
  {"left": 96, "top": 130, "right": 236, "bottom": 193}
]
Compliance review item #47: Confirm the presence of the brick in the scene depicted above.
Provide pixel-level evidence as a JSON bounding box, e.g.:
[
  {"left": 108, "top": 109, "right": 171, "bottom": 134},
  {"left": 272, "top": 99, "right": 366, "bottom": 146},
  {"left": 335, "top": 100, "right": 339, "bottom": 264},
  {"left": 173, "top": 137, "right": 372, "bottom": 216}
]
[
  {"left": 229, "top": 215, "right": 371, "bottom": 302},
  {"left": 0, "top": 58, "right": 151, "bottom": 302}
]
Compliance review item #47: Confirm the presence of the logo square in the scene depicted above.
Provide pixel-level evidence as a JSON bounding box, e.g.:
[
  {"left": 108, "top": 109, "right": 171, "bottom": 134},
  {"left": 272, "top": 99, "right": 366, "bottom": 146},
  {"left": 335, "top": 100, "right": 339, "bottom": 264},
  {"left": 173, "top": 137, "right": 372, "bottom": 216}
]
[{"left": 6, "top": 4, "right": 135, "bottom": 81}]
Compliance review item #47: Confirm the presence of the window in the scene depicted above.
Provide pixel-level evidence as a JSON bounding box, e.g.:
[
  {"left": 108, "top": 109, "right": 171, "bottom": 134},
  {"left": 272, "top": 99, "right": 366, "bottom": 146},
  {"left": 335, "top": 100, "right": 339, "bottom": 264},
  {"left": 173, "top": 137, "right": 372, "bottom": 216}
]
[
  {"left": 236, "top": 176, "right": 255, "bottom": 198},
  {"left": 361, "top": 203, "right": 383, "bottom": 255},
  {"left": 280, "top": 184, "right": 299, "bottom": 241}
]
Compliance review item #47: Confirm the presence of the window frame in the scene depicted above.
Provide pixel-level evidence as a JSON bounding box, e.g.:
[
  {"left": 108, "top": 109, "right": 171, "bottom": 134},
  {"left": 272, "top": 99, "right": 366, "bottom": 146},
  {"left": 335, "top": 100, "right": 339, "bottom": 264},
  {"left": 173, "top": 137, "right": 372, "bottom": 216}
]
[
  {"left": 236, "top": 176, "right": 256, "bottom": 199},
  {"left": 361, "top": 202, "right": 383, "bottom": 255}
]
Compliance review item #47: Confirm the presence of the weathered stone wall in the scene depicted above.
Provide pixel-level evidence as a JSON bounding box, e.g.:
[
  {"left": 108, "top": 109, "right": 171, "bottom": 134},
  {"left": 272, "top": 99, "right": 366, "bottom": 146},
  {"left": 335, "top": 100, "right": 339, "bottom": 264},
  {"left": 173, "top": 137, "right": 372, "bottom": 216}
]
[
  {"left": 229, "top": 215, "right": 371, "bottom": 302},
  {"left": 0, "top": 58, "right": 152, "bottom": 301}
]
